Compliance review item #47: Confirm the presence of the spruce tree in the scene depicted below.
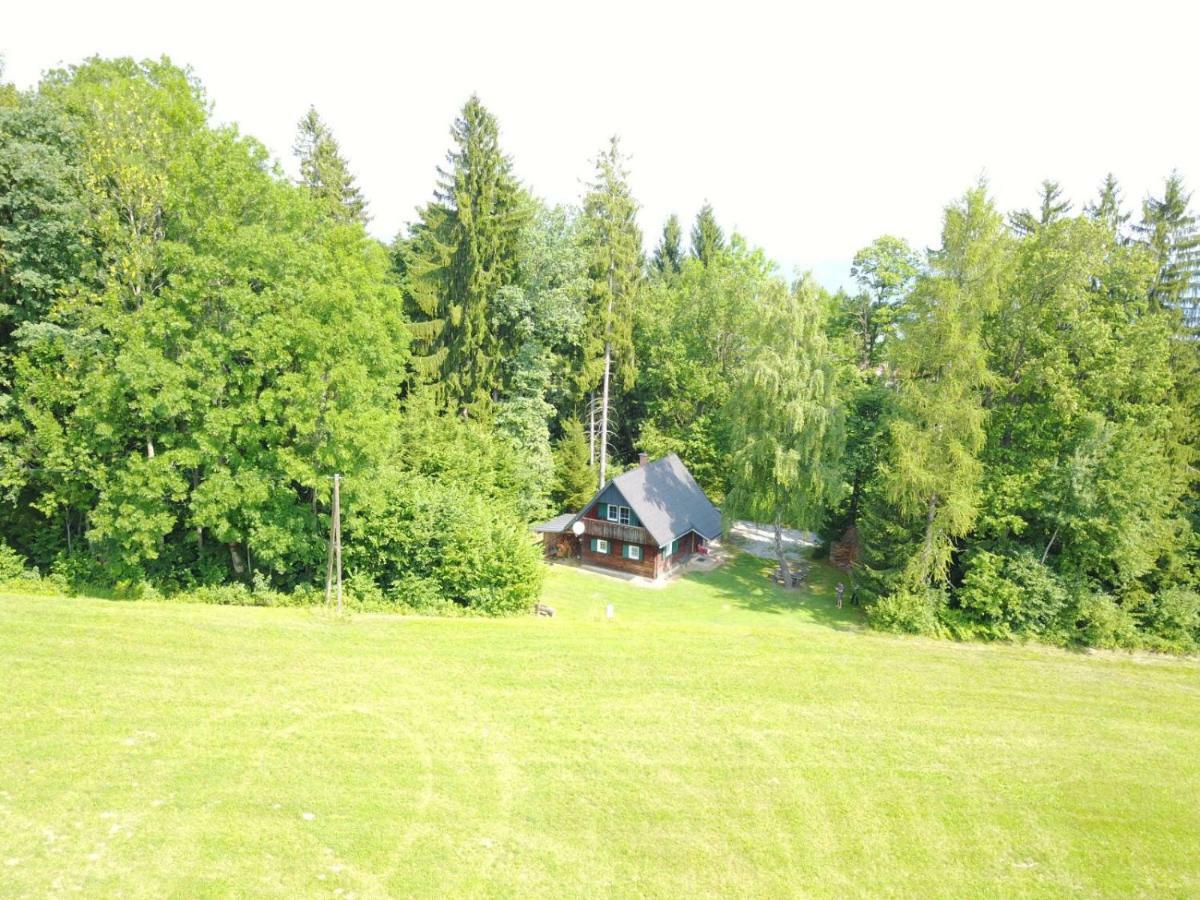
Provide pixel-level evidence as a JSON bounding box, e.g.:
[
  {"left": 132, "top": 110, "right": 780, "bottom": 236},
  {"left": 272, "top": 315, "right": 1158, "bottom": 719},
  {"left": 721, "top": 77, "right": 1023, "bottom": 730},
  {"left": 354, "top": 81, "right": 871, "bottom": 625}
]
[
  {"left": 1135, "top": 172, "right": 1199, "bottom": 322},
  {"left": 1085, "top": 173, "right": 1130, "bottom": 237},
  {"left": 651, "top": 214, "right": 684, "bottom": 275},
  {"left": 292, "top": 106, "right": 368, "bottom": 224},
  {"left": 1009, "top": 180, "right": 1071, "bottom": 236},
  {"left": 581, "top": 136, "right": 642, "bottom": 487},
  {"left": 402, "top": 96, "right": 528, "bottom": 412},
  {"left": 551, "top": 419, "right": 594, "bottom": 510},
  {"left": 690, "top": 202, "right": 724, "bottom": 265}
]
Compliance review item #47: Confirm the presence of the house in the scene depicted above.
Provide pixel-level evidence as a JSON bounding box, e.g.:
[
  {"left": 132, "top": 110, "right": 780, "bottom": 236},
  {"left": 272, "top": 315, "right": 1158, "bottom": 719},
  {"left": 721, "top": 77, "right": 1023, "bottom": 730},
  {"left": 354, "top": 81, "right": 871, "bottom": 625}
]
[{"left": 534, "top": 453, "right": 722, "bottom": 580}]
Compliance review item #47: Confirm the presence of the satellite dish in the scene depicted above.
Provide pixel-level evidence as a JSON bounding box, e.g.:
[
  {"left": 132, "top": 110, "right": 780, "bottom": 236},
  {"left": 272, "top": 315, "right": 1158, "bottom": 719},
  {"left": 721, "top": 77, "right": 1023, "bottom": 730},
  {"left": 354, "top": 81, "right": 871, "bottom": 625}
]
[{"left": 571, "top": 520, "right": 585, "bottom": 536}]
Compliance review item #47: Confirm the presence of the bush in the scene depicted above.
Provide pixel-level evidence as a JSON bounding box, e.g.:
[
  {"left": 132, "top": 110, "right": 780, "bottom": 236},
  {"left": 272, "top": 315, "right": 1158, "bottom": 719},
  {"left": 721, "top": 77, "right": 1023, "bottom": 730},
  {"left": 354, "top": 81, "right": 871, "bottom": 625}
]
[
  {"left": 1146, "top": 588, "right": 1200, "bottom": 651},
  {"left": 49, "top": 551, "right": 109, "bottom": 593},
  {"left": 0, "top": 542, "right": 28, "bottom": 582},
  {"left": 345, "top": 471, "right": 545, "bottom": 616},
  {"left": 867, "top": 586, "right": 946, "bottom": 636},
  {"left": 1074, "top": 592, "right": 1141, "bottom": 649},
  {"left": 955, "top": 549, "right": 1070, "bottom": 641}
]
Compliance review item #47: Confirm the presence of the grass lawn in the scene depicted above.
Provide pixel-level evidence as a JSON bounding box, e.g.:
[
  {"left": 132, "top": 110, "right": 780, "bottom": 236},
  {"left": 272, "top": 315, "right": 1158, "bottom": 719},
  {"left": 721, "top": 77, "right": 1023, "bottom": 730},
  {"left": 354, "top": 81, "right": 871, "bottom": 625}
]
[{"left": 1, "top": 553, "right": 1198, "bottom": 897}]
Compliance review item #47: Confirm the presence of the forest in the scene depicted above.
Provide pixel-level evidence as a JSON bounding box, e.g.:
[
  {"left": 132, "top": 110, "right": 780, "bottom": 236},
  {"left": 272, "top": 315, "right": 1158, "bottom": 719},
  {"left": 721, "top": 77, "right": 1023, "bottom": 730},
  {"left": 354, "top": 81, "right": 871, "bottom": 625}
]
[{"left": 1, "top": 57, "right": 1197, "bottom": 650}]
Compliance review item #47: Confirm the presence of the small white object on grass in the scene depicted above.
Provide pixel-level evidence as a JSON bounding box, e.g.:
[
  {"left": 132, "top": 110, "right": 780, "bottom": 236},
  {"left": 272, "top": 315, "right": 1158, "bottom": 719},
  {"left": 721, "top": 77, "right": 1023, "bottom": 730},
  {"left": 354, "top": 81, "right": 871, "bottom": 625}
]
[
  {"left": 606, "top": 604, "right": 614, "bottom": 620},
  {"left": 302, "top": 811, "right": 315, "bottom": 821}
]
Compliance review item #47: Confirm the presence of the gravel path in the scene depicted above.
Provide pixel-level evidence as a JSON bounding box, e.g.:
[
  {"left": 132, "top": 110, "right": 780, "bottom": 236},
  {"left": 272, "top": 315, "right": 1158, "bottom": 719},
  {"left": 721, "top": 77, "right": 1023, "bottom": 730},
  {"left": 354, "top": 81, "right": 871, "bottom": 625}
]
[{"left": 727, "top": 521, "right": 820, "bottom": 563}]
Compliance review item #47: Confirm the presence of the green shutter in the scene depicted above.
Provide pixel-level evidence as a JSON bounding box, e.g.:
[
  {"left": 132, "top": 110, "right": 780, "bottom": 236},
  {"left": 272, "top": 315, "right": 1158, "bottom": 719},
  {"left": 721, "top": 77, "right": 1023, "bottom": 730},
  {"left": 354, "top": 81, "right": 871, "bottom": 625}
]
[
  {"left": 597, "top": 502, "right": 606, "bottom": 519},
  {"left": 590, "top": 538, "right": 597, "bottom": 552}
]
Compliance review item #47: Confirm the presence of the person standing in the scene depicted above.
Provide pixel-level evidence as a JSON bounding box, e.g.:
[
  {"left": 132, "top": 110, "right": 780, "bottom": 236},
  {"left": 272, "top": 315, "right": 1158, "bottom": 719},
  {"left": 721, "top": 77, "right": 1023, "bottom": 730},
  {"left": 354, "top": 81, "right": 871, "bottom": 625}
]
[{"left": 835, "top": 582, "right": 845, "bottom": 609}]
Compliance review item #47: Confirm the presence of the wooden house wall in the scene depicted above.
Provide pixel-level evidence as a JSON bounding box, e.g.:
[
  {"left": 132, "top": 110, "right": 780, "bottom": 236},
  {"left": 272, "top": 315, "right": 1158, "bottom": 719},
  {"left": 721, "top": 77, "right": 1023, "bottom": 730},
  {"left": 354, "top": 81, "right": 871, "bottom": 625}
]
[{"left": 580, "top": 535, "right": 658, "bottom": 578}]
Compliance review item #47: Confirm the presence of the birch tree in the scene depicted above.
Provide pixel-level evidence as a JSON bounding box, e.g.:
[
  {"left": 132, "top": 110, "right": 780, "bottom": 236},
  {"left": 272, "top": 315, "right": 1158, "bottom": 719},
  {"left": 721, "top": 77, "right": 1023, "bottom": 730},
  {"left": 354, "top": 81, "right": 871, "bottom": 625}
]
[{"left": 724, "top": 276, "right": 845, "bottom": 583}]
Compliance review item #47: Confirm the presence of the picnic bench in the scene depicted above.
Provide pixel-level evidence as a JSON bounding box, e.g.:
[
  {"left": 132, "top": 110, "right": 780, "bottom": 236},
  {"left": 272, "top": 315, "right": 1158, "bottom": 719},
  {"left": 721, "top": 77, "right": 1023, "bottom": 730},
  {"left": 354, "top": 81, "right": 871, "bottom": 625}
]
[{"left": 770, "top": 565, "right": 809, "bottom": 588}]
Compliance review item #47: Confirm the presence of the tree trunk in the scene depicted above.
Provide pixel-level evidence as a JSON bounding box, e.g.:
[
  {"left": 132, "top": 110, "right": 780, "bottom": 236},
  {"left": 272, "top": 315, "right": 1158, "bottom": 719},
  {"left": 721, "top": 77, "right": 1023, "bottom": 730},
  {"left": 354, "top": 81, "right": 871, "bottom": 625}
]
[
  {"left": 229, "top": 544, "right": 245, "bottom": 575},
  {"left": 919, "top": 493, "right": 940, "bottom": 583},
  {"left": 1041, "top": 526, "right": 1059, "bottom": 564},
  {"left": 588, "top": 392, "right": 596, "bottom": 466},
  {"left": 774, "top": 519, "right": 791, "bottom": 585},
  {"left": 599, "top": 342, "right": 612, "bottom": 489},
  {"left": 847, "top": 466, "right": 863, "bottom": 523}
]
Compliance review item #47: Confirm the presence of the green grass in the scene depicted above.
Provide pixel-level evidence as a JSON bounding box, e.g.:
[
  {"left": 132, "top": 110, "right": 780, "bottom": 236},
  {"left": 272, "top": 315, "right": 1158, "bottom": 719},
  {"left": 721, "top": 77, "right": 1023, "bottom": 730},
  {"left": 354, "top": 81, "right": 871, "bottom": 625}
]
[{"left": 1, "top": 553, "right": 1197, "bottom": 897}]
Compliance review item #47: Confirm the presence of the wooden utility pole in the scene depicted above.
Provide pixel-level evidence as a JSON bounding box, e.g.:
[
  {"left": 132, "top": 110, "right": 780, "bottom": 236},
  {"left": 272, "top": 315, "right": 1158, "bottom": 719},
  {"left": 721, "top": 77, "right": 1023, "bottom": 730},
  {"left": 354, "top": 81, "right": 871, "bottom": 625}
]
[{"left": 325, "top": 473, "right": 343, "bottom": 613}]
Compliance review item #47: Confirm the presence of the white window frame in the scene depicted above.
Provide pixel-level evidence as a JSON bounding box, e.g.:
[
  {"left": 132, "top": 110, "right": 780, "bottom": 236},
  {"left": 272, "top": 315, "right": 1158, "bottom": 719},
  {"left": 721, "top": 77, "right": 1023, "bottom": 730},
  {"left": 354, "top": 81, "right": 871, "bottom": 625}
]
[
  {"left": 606, "top": 504, "right": 632, "bottom": 525},
  {"left": 594, "top": 538, "right": 609, "bottom": 554},
  {"left": 625, "top": 544, "right": 641, "bottom": 561}
]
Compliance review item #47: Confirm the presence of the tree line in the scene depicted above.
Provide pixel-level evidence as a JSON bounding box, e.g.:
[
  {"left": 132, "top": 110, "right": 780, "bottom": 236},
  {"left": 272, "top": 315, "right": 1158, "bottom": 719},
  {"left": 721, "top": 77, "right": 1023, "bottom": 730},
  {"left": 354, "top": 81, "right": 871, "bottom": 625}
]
[{"left": 1, "top": 57, "right": 1197, "bottom": 647}]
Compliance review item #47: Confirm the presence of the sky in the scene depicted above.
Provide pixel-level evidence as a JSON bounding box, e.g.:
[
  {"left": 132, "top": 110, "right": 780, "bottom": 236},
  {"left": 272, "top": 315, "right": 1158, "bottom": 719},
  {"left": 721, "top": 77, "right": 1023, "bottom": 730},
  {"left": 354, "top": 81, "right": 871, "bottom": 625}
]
[{"left": 4, "top": 0, "right": 1199, "bottom": 292}]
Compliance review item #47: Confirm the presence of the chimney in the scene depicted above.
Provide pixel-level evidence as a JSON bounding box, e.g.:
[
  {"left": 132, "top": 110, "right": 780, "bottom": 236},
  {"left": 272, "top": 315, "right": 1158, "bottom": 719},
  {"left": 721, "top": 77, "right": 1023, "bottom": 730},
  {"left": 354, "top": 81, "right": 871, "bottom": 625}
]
[{"left": 638, "top": 452, "right": 649, "bottom": 467}]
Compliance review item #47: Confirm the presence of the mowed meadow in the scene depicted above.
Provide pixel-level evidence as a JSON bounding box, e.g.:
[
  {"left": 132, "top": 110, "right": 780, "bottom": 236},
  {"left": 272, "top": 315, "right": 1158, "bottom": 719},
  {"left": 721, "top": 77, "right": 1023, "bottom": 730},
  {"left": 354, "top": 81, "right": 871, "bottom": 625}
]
[{"left": 2, "top": 556, "right": 1197, "bottom": 897}]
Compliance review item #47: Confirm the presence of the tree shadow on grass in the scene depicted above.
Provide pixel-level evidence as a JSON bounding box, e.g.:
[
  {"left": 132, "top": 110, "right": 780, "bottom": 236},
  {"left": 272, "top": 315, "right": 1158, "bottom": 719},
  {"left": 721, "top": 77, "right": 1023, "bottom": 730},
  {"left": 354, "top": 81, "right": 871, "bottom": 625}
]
[{"left": 687, "top": 551, "right": 867, "bottom": 633}]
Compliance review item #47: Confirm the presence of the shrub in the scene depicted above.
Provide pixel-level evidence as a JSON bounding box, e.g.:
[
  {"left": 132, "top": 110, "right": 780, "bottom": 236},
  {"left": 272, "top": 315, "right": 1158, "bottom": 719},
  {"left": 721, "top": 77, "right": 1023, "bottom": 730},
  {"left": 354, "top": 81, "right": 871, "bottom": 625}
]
[
  {"left": 0, "top": 542, "right": 28, "bottom": 582},
  {"left": 1146, "top": 588, "right": 1200, "bottom": 651},
  {"left": 956, "top": 549, "right": 1070, "bottom": 641},
  {"left": 345, "top": 471, "right": 545, "bottom": 616},
  {"left": 49, "top": 551, "right": 109, "bottom": 593},
  {"left": 1074, "top": 592, "right": 1141, "bottom": 649},
  {"left": 867, "top": 586, "right": 946, "bottom": 636}
]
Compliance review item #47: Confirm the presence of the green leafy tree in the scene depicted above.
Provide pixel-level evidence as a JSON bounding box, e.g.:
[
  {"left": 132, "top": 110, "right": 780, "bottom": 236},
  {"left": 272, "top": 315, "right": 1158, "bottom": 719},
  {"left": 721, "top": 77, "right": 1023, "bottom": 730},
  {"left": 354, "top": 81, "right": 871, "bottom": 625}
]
[
  {"left": 292, "top": 106, "right": 368, "bottom": 224},
  {"left": 846, "top": 235, "right": 918, "bottom": 368},
  {"left": 489, "top": 202, "right": 588, "bottom": 518},
  {"left": 724, "top": 276, "right": 845, "bottom": 582},
  {"left": 690, "top": 202, "right": 724, "bottom": 265},
  {"left": 9, "top": 58, "right": 409, "bottom": 585},
  {"left": 631, "top": 236, "right": 769, "bottom": 497}
]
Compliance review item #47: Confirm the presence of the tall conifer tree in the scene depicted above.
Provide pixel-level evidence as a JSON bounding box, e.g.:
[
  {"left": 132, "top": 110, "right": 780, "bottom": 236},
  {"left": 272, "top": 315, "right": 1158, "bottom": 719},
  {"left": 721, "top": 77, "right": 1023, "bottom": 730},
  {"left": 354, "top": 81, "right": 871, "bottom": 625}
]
[
  {"left": 690, "top": 202, "right": 725, "bottom": 265},
  {"left": 1085, "top": 173, "right": 1130, "bottom": 236},
  {"left": 292, "top": 106, "right": 368, "bottom": 224},
  {"left": 581, "top": 137, "right": 642, "bottom": 487},
  {"left": 1135, "top": 172, "right": 1199, "bottom": 323},
  {"left": 651, "top": 214, "right": 684, "bottom": 275},
  {"left": 401, "top": 96, "right": 528, "bottom": 412},
  {"left": 1009, "top": 180, "right": 1071, "bottom": 236}
]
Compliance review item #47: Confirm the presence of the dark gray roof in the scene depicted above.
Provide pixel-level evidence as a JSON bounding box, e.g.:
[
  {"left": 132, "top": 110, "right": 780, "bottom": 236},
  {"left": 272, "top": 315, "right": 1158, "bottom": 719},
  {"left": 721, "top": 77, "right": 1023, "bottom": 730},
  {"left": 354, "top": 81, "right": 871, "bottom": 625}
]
[
  {"left": 533, "top": 513, "right": 576, "bottom": 533},
  {"left": 573, "top": 454, "right": 722, "bottom": 547}
]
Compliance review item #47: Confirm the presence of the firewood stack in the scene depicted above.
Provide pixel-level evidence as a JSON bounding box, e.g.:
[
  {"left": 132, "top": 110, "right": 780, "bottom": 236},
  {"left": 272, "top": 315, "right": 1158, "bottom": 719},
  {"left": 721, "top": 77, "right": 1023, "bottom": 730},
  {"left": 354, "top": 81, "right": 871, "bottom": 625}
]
[{"left": 829, "top": 526, "right": 861, "bottom": 573}]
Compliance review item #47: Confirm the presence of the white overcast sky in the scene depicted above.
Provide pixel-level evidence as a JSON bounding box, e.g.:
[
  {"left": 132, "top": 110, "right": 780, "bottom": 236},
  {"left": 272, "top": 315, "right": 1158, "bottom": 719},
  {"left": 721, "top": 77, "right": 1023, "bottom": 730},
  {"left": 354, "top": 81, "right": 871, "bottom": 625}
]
[{"left": 5, "top": 0, "right": 1198, "bottom": 290}]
